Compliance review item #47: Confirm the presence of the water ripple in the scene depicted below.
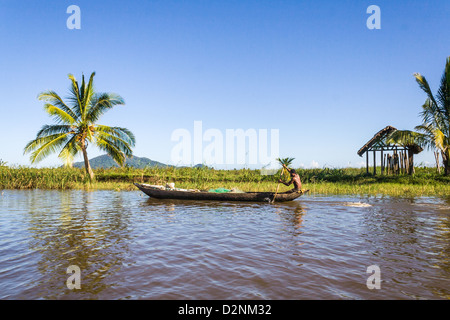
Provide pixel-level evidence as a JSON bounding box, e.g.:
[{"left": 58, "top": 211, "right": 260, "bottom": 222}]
[{"left": 0, "top": 191, "right": 449, "bottom": 299}]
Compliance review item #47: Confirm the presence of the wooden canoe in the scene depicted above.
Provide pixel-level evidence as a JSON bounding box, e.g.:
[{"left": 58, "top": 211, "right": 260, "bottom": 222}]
[{"left": 134, "top": 183, "right": 306, "bottom": 203}]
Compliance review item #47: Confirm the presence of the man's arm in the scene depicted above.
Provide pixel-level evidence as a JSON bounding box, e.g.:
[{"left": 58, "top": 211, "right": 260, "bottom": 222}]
[
  {"left": 279, "top": 164, "right": 292, "bottom": 185},
  {"left": 278, "top": 177, "right": 293, "bottom": 186},
  {"left": 282, "top": 164, "right": 292, "bottom": 173}
]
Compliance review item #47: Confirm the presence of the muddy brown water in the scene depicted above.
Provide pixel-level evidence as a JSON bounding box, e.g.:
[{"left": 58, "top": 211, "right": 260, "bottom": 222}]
[{"left": 0, "top": 190, "right": 449, "bottom": 299}]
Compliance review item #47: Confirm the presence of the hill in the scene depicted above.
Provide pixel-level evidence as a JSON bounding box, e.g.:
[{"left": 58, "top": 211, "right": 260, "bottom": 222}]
[
  {"left": 72, "top": 155, "right": 207, "bottom": 169},
  {"left": 73, "top": 155, "right": 171, "bottom": 169}
]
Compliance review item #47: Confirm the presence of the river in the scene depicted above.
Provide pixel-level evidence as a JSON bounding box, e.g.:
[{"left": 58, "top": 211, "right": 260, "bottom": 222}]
[{"left": 0, "top": 190, "right": 449, "bottom": 299}]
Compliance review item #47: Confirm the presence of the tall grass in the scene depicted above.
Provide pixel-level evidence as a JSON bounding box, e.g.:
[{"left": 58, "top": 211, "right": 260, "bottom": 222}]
[
  {"left": 0, "top": 166, "right": 87, "bottom": 189},
  {"left": 1, "top": 165, "right": 449, "bottom": 196}
]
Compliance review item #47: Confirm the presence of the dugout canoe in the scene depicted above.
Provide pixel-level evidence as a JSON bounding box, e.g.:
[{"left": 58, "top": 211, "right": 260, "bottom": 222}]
[{"left": 134, "top": 183, "right": 306, "bottom": 202}]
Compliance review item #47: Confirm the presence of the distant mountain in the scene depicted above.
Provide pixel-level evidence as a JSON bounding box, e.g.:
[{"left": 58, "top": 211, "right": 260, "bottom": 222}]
[
  {"left": 72, "top": 154, "right": 207, "bottom": 169},
  {"left": 72, "top": 155, "right": 171, "bottom": 169}
]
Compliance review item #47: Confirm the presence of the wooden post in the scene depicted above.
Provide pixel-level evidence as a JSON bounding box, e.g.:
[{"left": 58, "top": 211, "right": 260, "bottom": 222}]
[
  {"left": 400, "top": 151, "right": 404, "bottom": 174},
  {"left": 392, "top": 151, "right": 395, "bottom": 174},
  {"left": 394, "top": 149, "right": 398, "bottom": 174},
  {"left": 404, "top": 151, "right": 408, "bottom": 174},
  {"left": 381, "top": 150, "right": 384, "bottom": 175},
  {"left": 388, "top": 154, "right": 392, "bottom": 174},
  {"left": 397, "top": 152, "right": 400, "bottom": 174},
  {"left": 405, "top": 152, "right": 409, "bottom": 174},
  {"left": 386, "top": 155, "right": 389, "bottom": 175},
  {"left": 373, "top": 150, "right": 376, "bottom": 175},
  {"left": 408, "top": 148, "right": 414, "bottom": 175},
  {"left": 366, "top": 151, "right": 369, "bottom": 175}
]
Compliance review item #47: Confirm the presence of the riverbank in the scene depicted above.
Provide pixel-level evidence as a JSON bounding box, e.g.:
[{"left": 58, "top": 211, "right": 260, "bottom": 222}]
[{"left": 1, "top": 166, "right": 449, "bottom": 197}]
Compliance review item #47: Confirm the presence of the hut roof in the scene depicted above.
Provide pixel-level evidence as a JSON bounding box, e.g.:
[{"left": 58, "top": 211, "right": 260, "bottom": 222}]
[
  {"left": 357, "top": 126, "right": 423, "bottom": 157},
  {"left": 357, "top": 126, "right": 397, "bottom": 157}
]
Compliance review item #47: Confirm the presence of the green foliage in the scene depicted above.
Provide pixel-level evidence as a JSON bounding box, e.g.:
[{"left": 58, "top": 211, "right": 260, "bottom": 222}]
[
  {"left": 386, "top": 57, "right": 450, "bottom": 174},
  {"left": 0, "top": 166, "right": 87, "bottom": 189},
  {"left": 277, "top": 157, "right": 295, "bottom": 167},
  {"left": 1, "top": 165, "right": 449, "bottom": 196}
]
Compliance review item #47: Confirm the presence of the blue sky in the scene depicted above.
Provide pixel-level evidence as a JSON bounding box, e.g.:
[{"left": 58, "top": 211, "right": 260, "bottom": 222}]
[{"left": 0, "top": 0, "right": 449, "bottom": 169}]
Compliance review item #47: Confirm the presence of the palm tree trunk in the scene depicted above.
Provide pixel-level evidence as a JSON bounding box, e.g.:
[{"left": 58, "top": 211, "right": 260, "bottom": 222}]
[
  {"left": 81, "top": 144, "right": 94, "bottom": 181},
  {"left": 434, "top": 151, "right": 441, "bottom": 174},
  {"left": 442, "top": 150, "right": 450, "bottom": 176}
]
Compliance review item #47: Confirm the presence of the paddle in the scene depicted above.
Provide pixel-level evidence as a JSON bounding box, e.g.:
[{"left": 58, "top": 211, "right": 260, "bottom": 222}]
[{"left": 272, "top": 165, "right": 285, "bottom": 203}]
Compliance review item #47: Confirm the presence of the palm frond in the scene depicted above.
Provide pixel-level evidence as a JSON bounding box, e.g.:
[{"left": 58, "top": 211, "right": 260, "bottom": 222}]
[
  {"left": 24, "top": 133, "right": 62, "bottom": 154},
  {"left": 419, "top": 99, "right": 441, "bottom": 127},
  {"left": 414, "top": 73, "right": 439, "bottom": 108},
  {"left": 86, "top": 93, "right": 125, "bottom": 123},
  {"left": 95, "top": 136, "right": 126, "bottom": 166},
  {"left": 24, "top": 133, "right": 71, "bottom": 163},
  {"left": 436, "top": 58, "right": 450, "bottom": 135},
  {"left": 436, "top": 69, "right": 449, "bottom": 115},
  {"left": 81, "top": 74, "right": 86, "bottom": 101},
  {"left": 94, "top": 126, "right": 135, "bottom": 158},
  {"left": 95, "top": 125, "right": 136, "bottom": 146},
  {"left": 95, "top": 133, "right": 133, "bottom": 158},
  {"left": 437, "top": 57, "right": 450, "bottom": 113},
  {"left": 67, "top": 73, "right": 84, "bottom": 119},
  {"left": 431, "top": 129, "right": 446, "bottom": 151},
  {"left": 415, "top": 123, "right": 448, "bottom": 153},
  {"left": 43, "top": 104, "right": 77, "bottom": 124},
  {"left": 58, "top": 135, "right": 81, "bottom": 167},
  {"left": 95, "top": 125, "right": 135, "bottom": 165},
  {"left": 38, "top": 91, "right": 78, "bottom": 121},
  {"left": 276, "top": 157, "right": 295, "bottom": 167},
  {"left": 387, "top": 130, "right": 432, "bottom": 151},
  {"left": 36, "top": 124, "right": 74, "bottom": 138},
  {"left": 82, "top": 72, "right": 96, "bottom": 115}
]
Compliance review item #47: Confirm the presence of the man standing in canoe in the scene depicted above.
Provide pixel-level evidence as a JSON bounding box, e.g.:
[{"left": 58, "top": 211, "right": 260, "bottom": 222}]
[{"left": 278, "top": 164, "right": 302, "bottom": 193}]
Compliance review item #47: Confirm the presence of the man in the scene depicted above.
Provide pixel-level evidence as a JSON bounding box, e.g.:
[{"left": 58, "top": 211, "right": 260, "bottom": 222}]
[{"left": 278, "top": 164, "right": 302, "bottom": 193}]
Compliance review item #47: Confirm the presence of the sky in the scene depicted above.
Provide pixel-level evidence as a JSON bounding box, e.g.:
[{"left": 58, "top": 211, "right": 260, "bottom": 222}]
[{"left": 0, "top": 0, "right": 449, "bottom": 169}]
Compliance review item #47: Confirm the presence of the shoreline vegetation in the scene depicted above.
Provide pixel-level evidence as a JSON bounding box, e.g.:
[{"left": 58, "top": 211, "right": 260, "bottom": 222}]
[
  {"left": 14, "top": 58, "right": 450, "bottom": 199},
  {"left": 1, "top": 165, "right": 449, "bottom": 197}
]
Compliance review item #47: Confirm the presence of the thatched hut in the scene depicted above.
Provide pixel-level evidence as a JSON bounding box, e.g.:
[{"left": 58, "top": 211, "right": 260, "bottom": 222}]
[{"left": 357, "top": 126, "right": 423, "bottom": 175}]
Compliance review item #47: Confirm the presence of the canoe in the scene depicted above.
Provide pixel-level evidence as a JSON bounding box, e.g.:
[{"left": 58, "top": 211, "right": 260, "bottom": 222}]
[{"left": 134, "top": 183, "right": 306, "bottom": 203}]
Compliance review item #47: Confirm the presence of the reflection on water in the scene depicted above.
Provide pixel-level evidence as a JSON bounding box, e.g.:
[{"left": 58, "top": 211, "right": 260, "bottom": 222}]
[
  {"left": 0, "top": 190, "right": 449, "bottom": 299},
  {"left": 1, "top": 191, "right": 131, "bottom": 299}
]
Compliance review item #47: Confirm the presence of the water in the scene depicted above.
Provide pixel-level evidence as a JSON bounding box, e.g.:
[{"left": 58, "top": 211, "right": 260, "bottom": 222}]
[{"left": 0, "top": 190, "right": 449, "bottom": 300}]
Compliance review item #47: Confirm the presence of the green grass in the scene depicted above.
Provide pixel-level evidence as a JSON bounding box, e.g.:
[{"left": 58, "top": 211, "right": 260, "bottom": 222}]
[{"left": 1, "top": 165, "right": 449, "bottom": 197}]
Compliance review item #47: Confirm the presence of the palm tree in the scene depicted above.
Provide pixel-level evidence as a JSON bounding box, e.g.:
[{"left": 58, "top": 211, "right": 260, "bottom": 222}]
[
  {"left": 276, "top": 157, "right": 295, "bottom": 178},
  {"left": 24, "top": 72, "right": 136, "bottom": 181},
  {"left": 387, "top": 57, "right": 450, "bottom": 175},
  {"left": 276, "top": 157, "right": 295, "bottom": 167}
]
